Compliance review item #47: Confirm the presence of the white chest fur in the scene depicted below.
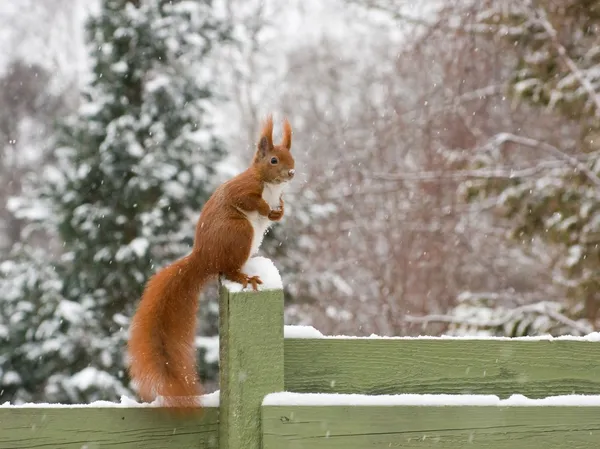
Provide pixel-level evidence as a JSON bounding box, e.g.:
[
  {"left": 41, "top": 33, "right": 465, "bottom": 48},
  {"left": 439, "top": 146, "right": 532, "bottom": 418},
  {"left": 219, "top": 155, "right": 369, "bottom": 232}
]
[{"left": 244, "top": 182, "right": 287, "bottom": 257}]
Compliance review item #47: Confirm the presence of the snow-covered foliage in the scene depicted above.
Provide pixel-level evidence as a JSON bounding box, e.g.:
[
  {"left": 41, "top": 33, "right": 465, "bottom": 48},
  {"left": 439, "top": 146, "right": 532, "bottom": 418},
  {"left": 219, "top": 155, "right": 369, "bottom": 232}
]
[
  {"left": 444, "top": 291, "right": 593, "bottom": 337},
  {"left": 0, "top": 244, "right": 131, "bottom": 403},
  {"left": 0, "top": 0, "right": 229, "bottom": 404},
  {"left": 452, "top": 0, "right": 600, "bottom": 334},
  {"left": 477, "top": 1, "right": 600, "bottom": 122}
]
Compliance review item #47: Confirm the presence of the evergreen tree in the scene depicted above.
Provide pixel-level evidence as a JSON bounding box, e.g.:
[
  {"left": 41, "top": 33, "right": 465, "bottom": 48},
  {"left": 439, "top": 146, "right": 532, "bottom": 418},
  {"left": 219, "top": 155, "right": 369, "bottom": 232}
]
[
  {"left": 0, "top": 0, "right": 229, "bottom": 404},
  {"left": 457, "top": 0, "right": 600, "bottom": 334}
]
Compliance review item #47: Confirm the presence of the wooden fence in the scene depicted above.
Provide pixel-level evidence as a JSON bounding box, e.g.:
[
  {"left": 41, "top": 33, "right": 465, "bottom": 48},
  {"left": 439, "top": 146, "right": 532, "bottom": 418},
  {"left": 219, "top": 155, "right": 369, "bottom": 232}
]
[{"left": 2, "top": 281, "right": 600, "bottom": 448}]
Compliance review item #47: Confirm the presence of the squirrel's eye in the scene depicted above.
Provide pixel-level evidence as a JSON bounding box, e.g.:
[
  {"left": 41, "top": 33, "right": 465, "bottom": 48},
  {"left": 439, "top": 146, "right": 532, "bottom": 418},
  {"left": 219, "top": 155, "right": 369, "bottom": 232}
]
[{"left": 270, "top": 157, "right": 278, "bottom": 165}]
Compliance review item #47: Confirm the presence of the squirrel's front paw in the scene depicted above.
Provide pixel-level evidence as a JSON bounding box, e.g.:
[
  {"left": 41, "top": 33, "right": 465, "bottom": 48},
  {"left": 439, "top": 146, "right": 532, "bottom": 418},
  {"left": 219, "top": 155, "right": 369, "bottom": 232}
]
[
  {"left": 268, "top": 198, "right": 284, "bottom": 221},
  {"left": 268, "top": 209, "right": 283, "bottom": 221}
]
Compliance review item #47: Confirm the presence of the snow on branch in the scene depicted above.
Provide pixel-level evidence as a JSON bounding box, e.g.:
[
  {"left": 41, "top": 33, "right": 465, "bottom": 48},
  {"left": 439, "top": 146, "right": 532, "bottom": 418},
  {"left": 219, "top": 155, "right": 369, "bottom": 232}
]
[
  {"left": 489, "top": 133, "right": 600, "bottom": 188},
  {"left": 532, "top": 6, "right": 600, "bottom": 117},
  {"left": 404, "top": 302, "right": 594, "bottom": 336}
]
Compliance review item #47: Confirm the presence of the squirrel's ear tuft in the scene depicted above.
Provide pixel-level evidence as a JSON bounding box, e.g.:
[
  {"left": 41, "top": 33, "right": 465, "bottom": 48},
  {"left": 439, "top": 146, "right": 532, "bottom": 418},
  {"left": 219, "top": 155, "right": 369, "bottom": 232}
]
[
  {"left": 281, "top": 117, "right": 292, "bottom": 150},
  {"left": 257, "top": 114, "right": 274, "bottom": 158}
]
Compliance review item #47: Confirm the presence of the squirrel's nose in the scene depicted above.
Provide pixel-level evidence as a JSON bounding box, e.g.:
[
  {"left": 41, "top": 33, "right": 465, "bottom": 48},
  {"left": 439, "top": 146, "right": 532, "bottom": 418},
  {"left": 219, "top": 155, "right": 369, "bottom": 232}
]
[{"left": 288, "top": 169, "right": 295, "bottom": 178}]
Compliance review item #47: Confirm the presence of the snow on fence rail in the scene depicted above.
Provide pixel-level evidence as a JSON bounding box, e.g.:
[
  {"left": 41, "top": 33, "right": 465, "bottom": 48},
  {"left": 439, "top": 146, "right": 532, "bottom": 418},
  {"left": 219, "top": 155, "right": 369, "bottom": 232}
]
[{"left": 1, "top": 257, "right": 600, "bottom": 448}]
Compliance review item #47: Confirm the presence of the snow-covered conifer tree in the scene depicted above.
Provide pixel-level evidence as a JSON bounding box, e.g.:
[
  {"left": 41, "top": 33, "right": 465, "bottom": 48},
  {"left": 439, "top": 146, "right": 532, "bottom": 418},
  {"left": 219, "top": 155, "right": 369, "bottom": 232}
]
[{"left": 0, "top": 0, "right": 229, "bottom": 403}]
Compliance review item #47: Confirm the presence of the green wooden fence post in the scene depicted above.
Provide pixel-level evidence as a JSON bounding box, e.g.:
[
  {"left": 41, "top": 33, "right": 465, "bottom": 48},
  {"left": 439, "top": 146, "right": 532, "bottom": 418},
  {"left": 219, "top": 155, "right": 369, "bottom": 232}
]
[{"left": 218, "top": 281, "right": 284, "bottom": 449}]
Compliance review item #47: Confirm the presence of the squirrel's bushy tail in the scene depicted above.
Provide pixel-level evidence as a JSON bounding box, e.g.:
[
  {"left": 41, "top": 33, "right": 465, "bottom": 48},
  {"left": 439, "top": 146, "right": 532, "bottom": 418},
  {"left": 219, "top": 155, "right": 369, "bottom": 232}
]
[{"left": 127, "top": 252, "right": 212, "bottom": 413}]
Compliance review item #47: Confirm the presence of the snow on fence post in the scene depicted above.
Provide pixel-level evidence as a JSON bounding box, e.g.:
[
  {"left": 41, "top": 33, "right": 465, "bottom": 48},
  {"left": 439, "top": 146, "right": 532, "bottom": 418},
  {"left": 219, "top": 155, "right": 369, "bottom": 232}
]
[{"left": 218, "top": 257, "right": 285, "bottom": 449}]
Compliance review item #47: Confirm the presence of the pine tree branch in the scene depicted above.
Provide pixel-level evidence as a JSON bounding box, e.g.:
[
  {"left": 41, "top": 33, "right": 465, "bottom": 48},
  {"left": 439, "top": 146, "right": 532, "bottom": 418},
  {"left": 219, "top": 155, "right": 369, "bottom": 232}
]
[
  {"left": 404, "top": 303, "right": 594, "bottom": 336},
  {"left": 533, "top": 6, "right": 600, "bottom": 117}
]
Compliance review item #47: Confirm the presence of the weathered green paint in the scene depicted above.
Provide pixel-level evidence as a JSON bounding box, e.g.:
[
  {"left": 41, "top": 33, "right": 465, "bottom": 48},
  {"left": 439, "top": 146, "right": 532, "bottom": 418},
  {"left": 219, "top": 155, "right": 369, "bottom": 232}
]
[
  {"left": 262, "top": 405, "right": 600, "bottom": 448},
  {"left": 218, "top": 285, "right": 284, "bottom": 449},
  {"left": 4, "top": 296, "right": 600, "bottom": 449},
  {"left": 284, "top": 339, "right": 600, "bottom": 397},
  {"left": 0, "top": 407, "right": 218, "bottom": 448}
]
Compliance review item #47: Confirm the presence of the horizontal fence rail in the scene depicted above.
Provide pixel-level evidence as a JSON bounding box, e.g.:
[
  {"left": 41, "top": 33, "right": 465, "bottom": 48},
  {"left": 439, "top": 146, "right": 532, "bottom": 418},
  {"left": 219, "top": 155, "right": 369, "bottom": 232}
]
[
  {"left": 0, "top": 406, "right": 219, "bottom": 449},
  {"left": 262, "top": 402, "right": 600, "bottom": 449},
  {"left": 283, "top": 336, "right": 600, "bottom": 397}
]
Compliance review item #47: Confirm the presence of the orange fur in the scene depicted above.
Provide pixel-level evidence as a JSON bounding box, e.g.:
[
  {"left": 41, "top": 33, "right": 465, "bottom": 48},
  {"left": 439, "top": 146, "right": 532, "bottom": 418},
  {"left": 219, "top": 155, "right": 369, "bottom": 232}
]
[{"left": 127, "top": 115, "right": 295, "bottom": 414}]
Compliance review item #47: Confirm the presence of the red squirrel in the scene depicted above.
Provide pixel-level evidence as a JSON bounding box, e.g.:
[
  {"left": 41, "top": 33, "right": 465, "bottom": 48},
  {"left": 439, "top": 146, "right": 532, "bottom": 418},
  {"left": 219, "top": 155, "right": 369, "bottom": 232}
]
[{"left": 126, "top": 115, "right": 294, "bottom": 411}]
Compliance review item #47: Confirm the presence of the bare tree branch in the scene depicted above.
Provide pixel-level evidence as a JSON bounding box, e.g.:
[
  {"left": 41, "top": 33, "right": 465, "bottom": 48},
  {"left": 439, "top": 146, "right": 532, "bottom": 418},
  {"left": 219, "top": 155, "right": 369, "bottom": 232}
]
[
  {"left": 371, "top": 159, "right": 569, "bottom": 182},
  {"left": 491, "top": 133, "right": 600, "bottom": 188}
]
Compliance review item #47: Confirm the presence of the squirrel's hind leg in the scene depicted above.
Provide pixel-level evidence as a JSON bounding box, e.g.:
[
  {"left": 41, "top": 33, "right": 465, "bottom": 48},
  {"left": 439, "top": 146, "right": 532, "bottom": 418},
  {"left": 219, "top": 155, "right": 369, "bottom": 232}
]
[{"left": 219, "top": 218, "right": 263, "bottom": 290}]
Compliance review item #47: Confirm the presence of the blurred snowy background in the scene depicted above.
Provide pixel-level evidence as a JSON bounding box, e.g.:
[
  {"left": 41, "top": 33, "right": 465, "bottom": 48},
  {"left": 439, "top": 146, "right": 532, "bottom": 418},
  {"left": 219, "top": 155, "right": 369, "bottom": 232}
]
[{"left": 0, "top": 0, "right": 598, "bottom": 404}]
